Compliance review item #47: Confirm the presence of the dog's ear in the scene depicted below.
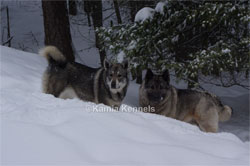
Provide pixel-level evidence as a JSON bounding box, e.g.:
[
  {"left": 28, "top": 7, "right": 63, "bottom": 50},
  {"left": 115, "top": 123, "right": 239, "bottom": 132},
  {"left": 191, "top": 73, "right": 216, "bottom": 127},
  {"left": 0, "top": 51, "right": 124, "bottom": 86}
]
[
  {"left": 122, "top": 60, "right": 129, "bottom": 69},
  {"left": 145, "top": 69, "right": 154, "bottom": 81},
  {"left": 162, "top": 70, "right": 170, "bottom": 84},
  {"left": 103, "top": 59, "right": 110, "bottom": 70}
]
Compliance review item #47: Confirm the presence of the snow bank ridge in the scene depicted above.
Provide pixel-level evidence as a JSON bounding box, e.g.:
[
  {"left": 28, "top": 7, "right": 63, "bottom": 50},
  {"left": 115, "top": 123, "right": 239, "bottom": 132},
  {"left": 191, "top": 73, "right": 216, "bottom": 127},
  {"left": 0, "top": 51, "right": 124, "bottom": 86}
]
[{"left": 135, "top": 1, "right": 168, "bottom": 22}]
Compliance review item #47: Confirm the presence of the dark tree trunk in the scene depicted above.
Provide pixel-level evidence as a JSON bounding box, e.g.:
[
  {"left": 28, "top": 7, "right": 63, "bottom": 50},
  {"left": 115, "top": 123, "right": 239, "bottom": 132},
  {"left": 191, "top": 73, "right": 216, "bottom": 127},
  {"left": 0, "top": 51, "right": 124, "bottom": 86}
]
[
  {"left": 83, "top": 0, "right": 91, "bottom": 27},
  {"left": 136, "top": 69, "right": 142, "bottom": 84},
  {"left": 6, "top": 6, "right": 11, "bottom": 47},
  {"left": 129, "top": 0, "right": 137, "bottom": 22},
  {"left": 69, "top": 0, "right": 77, "bottom": 16},
  {"left": 113, "top": 0, "right": 122, "bottom": 24},
  {"left": 84, "top": 0, "right": 106, "bottom": 66},
  {"left": 42, "top": 0, "right": 74, "bottom": 62}
]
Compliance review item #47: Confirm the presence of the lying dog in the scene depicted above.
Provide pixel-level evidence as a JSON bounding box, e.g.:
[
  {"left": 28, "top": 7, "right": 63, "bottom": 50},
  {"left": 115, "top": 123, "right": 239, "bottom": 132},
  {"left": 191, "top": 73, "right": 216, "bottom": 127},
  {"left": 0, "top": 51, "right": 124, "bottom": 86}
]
[
  {"left": 40, "top": 46, "right": 129, "bottom": 108},
  {"left": 139, "top": 69, "right": 232, "bottom": 132}
]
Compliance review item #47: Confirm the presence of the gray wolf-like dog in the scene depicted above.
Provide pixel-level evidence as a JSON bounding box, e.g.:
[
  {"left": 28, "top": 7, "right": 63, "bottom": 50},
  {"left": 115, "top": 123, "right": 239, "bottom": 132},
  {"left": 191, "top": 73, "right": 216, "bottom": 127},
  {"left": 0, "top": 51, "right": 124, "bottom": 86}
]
[
  {"left": 40, "top": 46, "right": 129, "bottom": 108},
  {"left": 139, "top": 69, "right": 232, "bottom": 132}
]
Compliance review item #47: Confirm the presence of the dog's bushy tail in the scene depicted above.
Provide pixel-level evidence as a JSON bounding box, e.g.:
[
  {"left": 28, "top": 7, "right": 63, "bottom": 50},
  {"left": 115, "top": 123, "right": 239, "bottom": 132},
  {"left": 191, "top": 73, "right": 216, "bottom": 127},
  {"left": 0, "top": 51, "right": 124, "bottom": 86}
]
[
  {"left": 39, "top": 46, "right": 66, "bottom": 66},
  {"left": 219, "top": 105, "right": 232, "bottom": 122},
  {"left": 207, "top": 92, "right": 232, "bottom": 122}
]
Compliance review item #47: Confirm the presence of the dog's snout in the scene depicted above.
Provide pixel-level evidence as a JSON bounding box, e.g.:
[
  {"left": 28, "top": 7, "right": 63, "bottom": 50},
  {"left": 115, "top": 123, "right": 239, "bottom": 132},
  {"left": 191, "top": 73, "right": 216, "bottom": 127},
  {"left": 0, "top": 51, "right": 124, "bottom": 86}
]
[{"left": 111, "top": 81, "right": 116, "bottom": 89}]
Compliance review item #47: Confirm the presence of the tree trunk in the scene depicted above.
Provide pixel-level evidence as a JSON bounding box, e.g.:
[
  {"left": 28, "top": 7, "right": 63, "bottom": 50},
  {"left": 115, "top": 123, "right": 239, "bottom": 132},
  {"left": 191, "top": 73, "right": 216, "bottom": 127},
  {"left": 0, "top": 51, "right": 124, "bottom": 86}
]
[
  {"left": 113, "top": 0, "right": 122, "bottom": 24},
  {"left": 129, "top": 0, "right": 137, "bottom": 22},
  {"left": 6, "top": 6, "right": 11, "bottom": 47},
  {"left": 83, "top": 0, "right": 91, "bottom": 27},
  {"left": 42, "top": 0, "right": 74, "bottom": 62},
  {"left": 69, "top": 0, "right": 77, "bottom": 16},
  {"left": 136, "top": 69, "right": 142, "bottom": 84},
  {"left": 89, "top": 0, "right": 106, "bottom": 66}
]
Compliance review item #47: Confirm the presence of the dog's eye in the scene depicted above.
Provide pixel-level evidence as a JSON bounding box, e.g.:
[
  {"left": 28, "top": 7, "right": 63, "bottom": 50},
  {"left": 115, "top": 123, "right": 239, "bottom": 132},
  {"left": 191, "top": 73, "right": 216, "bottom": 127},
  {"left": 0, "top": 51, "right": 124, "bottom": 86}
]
[
  {"left": 109, "top": 74, "right": 113, "bottom": 77},
  {"left": 118, "top": 74, "right": 122, "bottom": 77}
]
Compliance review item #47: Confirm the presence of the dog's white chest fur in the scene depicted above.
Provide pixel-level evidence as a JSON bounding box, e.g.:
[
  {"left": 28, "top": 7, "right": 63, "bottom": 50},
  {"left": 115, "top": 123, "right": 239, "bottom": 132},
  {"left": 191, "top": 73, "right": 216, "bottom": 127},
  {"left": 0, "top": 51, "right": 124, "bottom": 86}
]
[{"left": 59, "top": 86, "right": 78, "bottom": 99}]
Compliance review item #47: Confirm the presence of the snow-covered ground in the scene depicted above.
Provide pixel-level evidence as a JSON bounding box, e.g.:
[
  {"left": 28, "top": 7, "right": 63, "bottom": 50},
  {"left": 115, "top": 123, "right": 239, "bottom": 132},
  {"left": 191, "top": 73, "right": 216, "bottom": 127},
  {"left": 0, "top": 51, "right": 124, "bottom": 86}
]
[
  {"left": 1, "top": 1, "right": 249, "bottom": 165},
  {"left": 1, "top": 46, "right": 249, "bottom": 165}
]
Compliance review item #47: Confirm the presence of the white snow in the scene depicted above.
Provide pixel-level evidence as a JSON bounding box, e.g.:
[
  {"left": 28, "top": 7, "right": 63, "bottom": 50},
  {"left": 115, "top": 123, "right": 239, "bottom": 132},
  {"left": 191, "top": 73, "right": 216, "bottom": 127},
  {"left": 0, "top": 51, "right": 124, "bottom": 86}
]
[
  {"left": 117, "top": 51, "right": 125, "bottom": 63},
  {"left": 133, "top": 1, "right": 168, "bottom": 21},
  {"left": 1, "top": 46, "right": 249, "bottom": 165},
  {"left": 135, "top": 7, "right": 155, "bottom": 22},
  {"left": 155, "top": 1, "right": 168, "bottom": 14},
  {"left": 222, "top": 48, "right": 231, "bottom": 54}
]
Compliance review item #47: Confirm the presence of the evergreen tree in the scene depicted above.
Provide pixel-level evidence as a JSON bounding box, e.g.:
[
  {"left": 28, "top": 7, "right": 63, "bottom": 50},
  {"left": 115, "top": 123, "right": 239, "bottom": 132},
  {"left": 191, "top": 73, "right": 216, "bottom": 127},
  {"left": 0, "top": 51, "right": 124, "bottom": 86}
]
[{"left": 98, "top": 0, "right": 249, "bottom": 88}]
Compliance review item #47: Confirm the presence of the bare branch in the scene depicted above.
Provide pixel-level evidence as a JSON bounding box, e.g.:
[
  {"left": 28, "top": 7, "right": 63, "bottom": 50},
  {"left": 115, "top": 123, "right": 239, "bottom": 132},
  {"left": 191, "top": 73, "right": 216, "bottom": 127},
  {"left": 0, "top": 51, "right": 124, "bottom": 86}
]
[{"left": 2, "top": 36, "right": 13, "bottom": 46}]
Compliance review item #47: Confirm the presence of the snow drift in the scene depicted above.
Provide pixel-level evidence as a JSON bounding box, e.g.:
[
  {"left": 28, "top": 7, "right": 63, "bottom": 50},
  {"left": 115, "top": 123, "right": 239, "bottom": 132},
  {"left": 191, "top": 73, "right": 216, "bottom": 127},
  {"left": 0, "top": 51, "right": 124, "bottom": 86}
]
[{"left": 0, "top": 46, "right": 249, "bottom": 165}]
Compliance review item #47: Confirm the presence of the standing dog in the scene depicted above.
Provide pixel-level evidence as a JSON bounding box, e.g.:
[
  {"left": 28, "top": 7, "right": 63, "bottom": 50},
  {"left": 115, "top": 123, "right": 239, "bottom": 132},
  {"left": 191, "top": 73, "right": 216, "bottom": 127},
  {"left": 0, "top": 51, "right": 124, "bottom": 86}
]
[
  {"left": 40, "top": 46, "right": 129, "bottom": 108},
  {"left": 139, "top": 69, "right": 232, "bottom": 132}
]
